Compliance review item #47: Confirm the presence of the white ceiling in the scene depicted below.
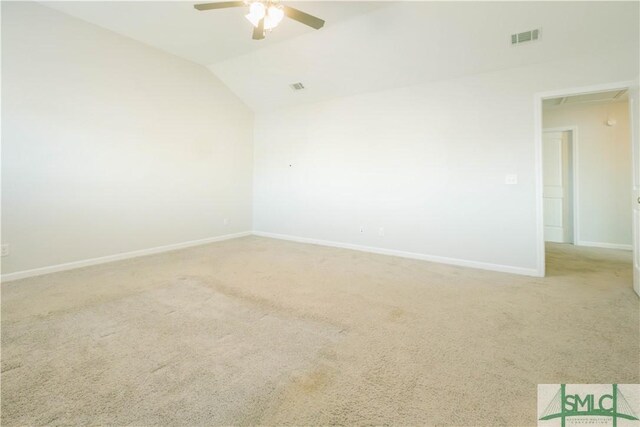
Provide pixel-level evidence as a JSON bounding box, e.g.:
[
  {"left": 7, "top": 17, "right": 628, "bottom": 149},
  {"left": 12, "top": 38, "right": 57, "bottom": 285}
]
[
  {"left": 43, "top": 1, "right": 639, "bottom": 112},
  {"left": 210, "top": 1, "right": 639, "bottom": 111},
  {"left": 43, "top": 1, "right": 385, "bottom": 64}
]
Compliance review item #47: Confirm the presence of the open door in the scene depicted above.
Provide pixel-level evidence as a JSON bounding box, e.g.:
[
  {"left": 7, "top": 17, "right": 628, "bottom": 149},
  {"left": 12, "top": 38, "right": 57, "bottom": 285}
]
[{"left": 630, "top": 79, "right": 640, "bottom": 296}]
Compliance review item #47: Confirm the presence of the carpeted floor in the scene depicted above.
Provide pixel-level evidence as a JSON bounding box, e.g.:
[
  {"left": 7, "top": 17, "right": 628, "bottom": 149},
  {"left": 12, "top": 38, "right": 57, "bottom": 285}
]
[{"left": 1, "top": 237, "right": 638, "bottom": 425}]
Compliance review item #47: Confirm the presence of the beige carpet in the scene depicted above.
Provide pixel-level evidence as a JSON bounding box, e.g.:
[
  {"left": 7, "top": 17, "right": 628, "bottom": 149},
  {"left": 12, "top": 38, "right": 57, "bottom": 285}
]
[{"left": 1, "top": 237, "right": 638, "bottom": 425}]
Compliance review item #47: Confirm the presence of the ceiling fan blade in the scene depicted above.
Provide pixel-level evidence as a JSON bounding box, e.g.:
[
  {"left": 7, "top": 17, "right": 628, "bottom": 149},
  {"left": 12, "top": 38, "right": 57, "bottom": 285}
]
[
  {"left": 283, "top": 6, "right": 324, "bottom": 30},
  {"left": 194, "top": 1, "right": 245, "bottom": 11},
  {"left": 252, "top": 17, "right": 265, "bottom": 40}
]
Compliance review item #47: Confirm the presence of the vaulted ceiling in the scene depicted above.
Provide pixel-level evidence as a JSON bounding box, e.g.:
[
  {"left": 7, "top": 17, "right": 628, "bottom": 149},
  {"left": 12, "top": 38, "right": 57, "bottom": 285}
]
[
  {"left": 43, "top": 1, "right": 639, "bottom": 111},
  {"left": 43, "top": 1, "right": 385, "bottom": 64}
]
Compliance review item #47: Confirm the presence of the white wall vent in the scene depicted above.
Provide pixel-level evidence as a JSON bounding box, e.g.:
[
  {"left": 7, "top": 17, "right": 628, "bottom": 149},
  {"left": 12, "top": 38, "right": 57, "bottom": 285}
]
[
  {"left": 290, "top": 82, "right": 305, "bottom": 91},
  {"left": 511, "top": 29, "right": 540, "bottom": 45}
]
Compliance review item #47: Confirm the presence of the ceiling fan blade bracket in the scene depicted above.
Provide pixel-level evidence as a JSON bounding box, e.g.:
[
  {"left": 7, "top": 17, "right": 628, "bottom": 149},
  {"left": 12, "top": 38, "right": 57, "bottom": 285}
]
[{"left": 252, "top": 17, "right": 265, "bottom": 40}]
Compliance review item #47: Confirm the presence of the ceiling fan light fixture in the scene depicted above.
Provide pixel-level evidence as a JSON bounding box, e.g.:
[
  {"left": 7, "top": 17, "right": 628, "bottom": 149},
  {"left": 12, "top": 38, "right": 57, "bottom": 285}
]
[
  {"left": 245, "top": 1, "right": 265, "bottom": 27},
  {"left": 264, "top": 5, "right": 284, "bottom": 30}
]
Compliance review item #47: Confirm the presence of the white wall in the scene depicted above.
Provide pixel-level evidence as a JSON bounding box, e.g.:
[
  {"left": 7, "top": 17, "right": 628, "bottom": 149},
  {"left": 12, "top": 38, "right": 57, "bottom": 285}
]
[
  {"left": 1, "top": 2, "right": 254, "bottom": 275},
  {"left": 253, "top": 50, "right": 638, "bottom": 275},
  {"left": 544, "top": 101, "right": 631, "bottom": 248}
]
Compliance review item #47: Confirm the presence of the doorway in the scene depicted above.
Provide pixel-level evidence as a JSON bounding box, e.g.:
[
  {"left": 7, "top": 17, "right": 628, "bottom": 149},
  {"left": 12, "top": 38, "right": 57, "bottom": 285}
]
[{"left": 534, "top": 80, "right": 639, "bottom": 296}]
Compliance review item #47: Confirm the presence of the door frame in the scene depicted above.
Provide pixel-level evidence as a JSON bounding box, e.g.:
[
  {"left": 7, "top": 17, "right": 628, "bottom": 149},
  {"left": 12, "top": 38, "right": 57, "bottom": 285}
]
[
  {"left": 542, "top": 126, "right": 579, "bottom": 245},
  {"left": 534, "top": 80, "right": 635, "bottom": 277}
]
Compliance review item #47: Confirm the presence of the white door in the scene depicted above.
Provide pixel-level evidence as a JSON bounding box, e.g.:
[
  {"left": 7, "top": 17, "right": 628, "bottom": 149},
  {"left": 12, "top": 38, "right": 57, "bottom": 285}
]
[
  {"left": 543, "top": 131, "right": 572, "bottom": 243},
  {"left": 629, "top": 80, "right": 640, "bottom": 296}
]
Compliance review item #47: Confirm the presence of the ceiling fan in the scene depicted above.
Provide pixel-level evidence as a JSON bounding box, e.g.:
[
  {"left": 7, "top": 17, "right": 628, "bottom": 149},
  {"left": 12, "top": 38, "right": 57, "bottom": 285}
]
[{"left": 194, "top": 1, "right": 325, "bottom": 40}]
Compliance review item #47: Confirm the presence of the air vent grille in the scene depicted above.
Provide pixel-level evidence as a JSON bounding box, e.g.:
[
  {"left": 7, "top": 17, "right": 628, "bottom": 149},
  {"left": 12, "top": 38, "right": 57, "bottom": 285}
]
[
  {"left": 290, "top": 82, "right": 305, "bottom": 91},
  {"left": 511, "top": 29, "right": 540, "bottom": 45}
]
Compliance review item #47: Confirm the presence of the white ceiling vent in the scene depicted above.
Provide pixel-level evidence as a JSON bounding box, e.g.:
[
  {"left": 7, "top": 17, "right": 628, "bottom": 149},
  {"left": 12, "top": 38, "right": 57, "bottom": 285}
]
[
  {"left": 511, "top": 29, "right": 540, "bottom": 45},
  {"left": 290, "top": 82, "right": 305, "bottom": 91}
]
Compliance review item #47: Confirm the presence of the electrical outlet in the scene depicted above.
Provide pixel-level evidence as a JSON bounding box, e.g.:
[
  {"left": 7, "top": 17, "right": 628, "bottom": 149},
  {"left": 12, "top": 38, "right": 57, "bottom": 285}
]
[
  {"left": 505, "top": 174, "right": 518, "bottom": 185},
  {"left": 378, "top": 227, "right": 385, "bottom": 236},
  {"left": 1, "top": 244, "right": 9, "bottom": 257},
  {"left": 223, "top": 218, "right": 229, "bottom": 226}
]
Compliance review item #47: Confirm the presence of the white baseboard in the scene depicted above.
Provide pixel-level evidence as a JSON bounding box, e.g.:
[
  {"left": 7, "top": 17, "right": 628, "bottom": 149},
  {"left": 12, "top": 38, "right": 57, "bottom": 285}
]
[
  {"left": 1, "top": 231, "right": 252, "bottom": 282},
  {"left": 1, "top": 230, "right": 543, "bottom": 282},
  {"left": 252, "top": 231, "right": 541, "bottom": 277},
  {"left": 576, "top": 241, "right": 633, "bottom": 251}
]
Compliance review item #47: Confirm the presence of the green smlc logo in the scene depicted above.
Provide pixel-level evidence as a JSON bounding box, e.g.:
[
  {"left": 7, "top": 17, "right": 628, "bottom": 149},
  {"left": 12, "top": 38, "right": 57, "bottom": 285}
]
[{"left": 540, "top": 384, "right": 639, "bottom": 427}]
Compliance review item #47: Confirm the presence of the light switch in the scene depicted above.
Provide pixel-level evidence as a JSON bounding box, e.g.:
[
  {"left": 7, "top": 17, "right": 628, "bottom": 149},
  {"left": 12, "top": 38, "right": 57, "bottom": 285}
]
[{"left": 505, "top": 174, "right": 518, "bottom": 185}]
